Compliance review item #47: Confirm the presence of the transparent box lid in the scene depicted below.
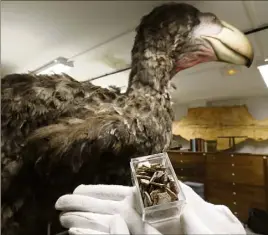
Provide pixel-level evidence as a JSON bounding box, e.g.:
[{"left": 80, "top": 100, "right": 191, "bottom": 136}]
[{"left": 130, "top": 152, "right": 186, "bottom": 224}]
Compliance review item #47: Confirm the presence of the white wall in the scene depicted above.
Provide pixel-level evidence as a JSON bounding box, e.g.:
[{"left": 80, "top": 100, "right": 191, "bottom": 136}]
[{"left": 172, "top": 96, "right": 268, "bottom": 154}]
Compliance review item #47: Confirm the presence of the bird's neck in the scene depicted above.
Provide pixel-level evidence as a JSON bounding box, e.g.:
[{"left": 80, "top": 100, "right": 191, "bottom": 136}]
[{"left": 126, "top": 48, "right": 175, "bottom": 97}]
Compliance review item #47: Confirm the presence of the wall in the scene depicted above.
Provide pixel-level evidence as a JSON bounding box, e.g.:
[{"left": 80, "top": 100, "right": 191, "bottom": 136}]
[{"left": 172, "top": 96, "right": 268, "bottom": 154}]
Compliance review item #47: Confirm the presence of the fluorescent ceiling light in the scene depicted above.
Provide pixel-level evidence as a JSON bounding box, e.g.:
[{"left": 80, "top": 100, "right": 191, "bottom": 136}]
[
  {"left": 257, "top": 64, "right": 268, "bottom": 87},
  {"left": 32, "top": 57, "right": 74, "bottom": 75}
]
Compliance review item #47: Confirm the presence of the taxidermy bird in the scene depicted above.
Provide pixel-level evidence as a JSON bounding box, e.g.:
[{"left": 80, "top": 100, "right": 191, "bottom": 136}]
[{"left": 1, "top": 3, "right": 253, "bottom": 235}]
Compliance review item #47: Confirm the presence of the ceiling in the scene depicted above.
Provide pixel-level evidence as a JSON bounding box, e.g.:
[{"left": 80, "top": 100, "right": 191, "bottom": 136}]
[{"left": 1, "top": 1, "right": 268, "bottom": 104}]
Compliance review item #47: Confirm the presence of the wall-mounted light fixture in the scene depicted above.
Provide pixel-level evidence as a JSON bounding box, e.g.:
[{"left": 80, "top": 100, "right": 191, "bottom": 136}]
[
  {"left": 257, "top": 59, "right": 268, "bottom": 87},
  {"left": 31, "top": 57, "right": 74, "bottom": 75}
]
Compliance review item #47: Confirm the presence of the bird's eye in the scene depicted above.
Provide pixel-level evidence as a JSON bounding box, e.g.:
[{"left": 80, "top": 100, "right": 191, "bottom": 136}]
[
  {"left": 198, "top": 12, "right": 217, "bottom": 24},
  {"left": 211, "top": 15, "right": 217, "bottom": 22}
]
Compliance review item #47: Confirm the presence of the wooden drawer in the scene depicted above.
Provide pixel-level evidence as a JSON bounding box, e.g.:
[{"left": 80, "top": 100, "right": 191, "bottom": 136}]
[
  {"left": 174, "top": 165, "right": 205, "bottom": 177},
  {"left": 176, "top": 176, "right": 205, "bottom": 183},
  {"left": 168, "top": 152, "right": 206, "bottom": 165},
  {"left": 207, "top": 153, "right": 265, "bottom": 166},
  {"left": 206, "top": 182, "right": 235, "bottom": 206},
  {"left": 206, "top": 154, "right": 265, "bottom": 186},
  {"left": 169, "top": 152, "right": 206, "bottom": 181},
  {"left": 206, "top": 182, "right": 267, "bottom": 222}
]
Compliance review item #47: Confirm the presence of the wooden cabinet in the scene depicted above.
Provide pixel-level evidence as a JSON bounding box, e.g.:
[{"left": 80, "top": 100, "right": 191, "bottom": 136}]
[
  {"left": 168, "top": 151, "right": 206, "bottom": 182},
  {"left": 206, "top": 153, "right": 265, "bottom": 186},
  {"left": 206, "top": 182, "right": 267, "bottom": 222},
  {"left": 206, "top": 153, "right": 268, "bottom": 222},
  {"left": 168, "top": 151, "right": 268, "bottom": 223}
]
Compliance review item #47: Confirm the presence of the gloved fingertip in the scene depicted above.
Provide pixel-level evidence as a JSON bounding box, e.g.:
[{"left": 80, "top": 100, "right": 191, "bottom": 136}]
[
  {"left": 59, "top": 214, "right": 71, "bottom": 229},
  {"left": 55, "top": 195, "right": 69, "bottom": 209},
  {"left": 73, "top": 184, "right": 87, "bottom": 194},
  {"left": 55, "top": 194, "right": 82, "bottom": 210},
  {"left": 55, "top": 197, "right": 64, "bottom": 209}
]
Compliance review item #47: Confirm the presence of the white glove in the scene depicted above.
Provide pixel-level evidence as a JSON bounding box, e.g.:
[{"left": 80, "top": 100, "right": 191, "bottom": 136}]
[
  {"left": 55, "top": 182, "right": 246, "bottom": 235},
  {"left": 55, "top": 184, "right": 160, "bottom": 235}
]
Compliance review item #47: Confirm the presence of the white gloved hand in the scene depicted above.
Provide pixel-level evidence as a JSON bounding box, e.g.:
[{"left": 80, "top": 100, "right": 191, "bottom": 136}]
[
  {"left": 55, "top": 182, "right": 246, "bottom": 235},
  {"left": 55, "top": 184, "right": 161, "bottom": 235}
]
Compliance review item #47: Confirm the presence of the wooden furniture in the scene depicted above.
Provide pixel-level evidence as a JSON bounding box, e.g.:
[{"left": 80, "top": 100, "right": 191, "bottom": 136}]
[
  {"left": 168, "top": 151, "right": 206, "bottom": 183},
  {"left": 167, "top": 151, "right": 268, "bottom": 223}
]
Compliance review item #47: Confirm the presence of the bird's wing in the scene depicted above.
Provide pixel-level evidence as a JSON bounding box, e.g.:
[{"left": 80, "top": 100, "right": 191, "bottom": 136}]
[
  {"left": 23, "top": 93, "right": 165, "bottom": 183},
  {"left": 25, "top": 111, "right": 134, "bottom": 174},
  {"left": 1, "top": 104, "right": 143, "bottom": 234},
  {"left": 1, "top": 73, "right": 120, "bottom": 194}
]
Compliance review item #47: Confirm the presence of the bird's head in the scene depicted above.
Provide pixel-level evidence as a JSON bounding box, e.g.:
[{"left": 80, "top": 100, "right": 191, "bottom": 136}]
[{"left": 134, "top": 3, "right": 254, "bottom": 76}]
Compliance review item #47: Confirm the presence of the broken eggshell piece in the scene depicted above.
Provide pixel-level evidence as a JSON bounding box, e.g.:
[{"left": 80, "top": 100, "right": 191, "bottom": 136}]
[
  {"left": 134, "top": 159, "right": 179, "bottom": 207},
  {"left": 130, "top": 152, "right": 186, "bottom": 224},
  {"left": 130, "top": 153, "right": 185, "bottom": 223}
]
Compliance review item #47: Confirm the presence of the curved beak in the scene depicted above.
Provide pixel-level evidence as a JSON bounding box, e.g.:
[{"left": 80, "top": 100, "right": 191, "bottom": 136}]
[{"left": 202, "top": 20, "right": 254, "bottom": 67}]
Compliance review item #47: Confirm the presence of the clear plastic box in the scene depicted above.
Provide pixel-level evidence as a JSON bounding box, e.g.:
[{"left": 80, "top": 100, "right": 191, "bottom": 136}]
[{"left": 130, "top": 152, "right": 186, "bottom": 224}]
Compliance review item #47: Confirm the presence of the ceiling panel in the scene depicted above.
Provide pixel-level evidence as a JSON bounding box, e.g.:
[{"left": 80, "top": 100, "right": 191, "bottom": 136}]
[
  {"left": 192, "top": 1, "right": 252, "bottom": 31},
  {"left": 255, "top": 30, "right": 268, "bottom": 60},
  {"left": 1, "top": 1, "right": 169, "bottom": 74},
  {"left": 246, "top": 1, "right": 268, "bottom": 26},
  {"left": 67, "top": 31, "right": 135, "bottom": 81}
]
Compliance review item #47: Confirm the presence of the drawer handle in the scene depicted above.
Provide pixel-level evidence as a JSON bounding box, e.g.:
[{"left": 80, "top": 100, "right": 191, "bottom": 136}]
[
  {"left": 232, "top": 163, "right": 235, "bottom": 167},
  {"left": 233, "top": 202, "right": 237, "bottom": 205},
  {"left": 232, "top": 182, "right": 236, "bottom": 186},
  {"left": 180, "top": 160, "right": 183, "bottom": 163},
  {"left": 233, "top": 192, "right": 236, "bottom": 195},
  {"left": 232, "top": 173, "right": 235, "bottom": 176},
  {"left": 234, "top": 212, "right": 238, "bottom": 215}
]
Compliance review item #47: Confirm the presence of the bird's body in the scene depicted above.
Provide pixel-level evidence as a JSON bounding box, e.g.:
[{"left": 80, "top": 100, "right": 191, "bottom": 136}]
[
  {"left": 1, "top": 3, "right": 253, "bottom": 235},
  {"left": 1, "top": 57, "right": 174, "bottom": 235}
]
